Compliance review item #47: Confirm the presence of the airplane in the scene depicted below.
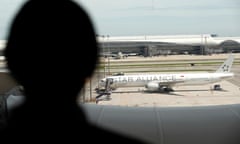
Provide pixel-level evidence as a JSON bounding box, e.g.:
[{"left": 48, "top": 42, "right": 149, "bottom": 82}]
[
  {"left": 112, "top": 51, "right": 128, "bottom": 59},
  {"left": 99, "top": 51, "right": 139, "bottom": 59},
  {"left": 99, "top": 51, "right": 128, "bottom": 59},
  {"left": 97, "top": 54, "right": 234, "bottom": 95}
]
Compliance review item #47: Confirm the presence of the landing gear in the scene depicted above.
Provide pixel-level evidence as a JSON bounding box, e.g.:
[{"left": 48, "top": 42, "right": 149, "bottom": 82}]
[
  {"left": 159, "top": 86, "right": 174, "bottom": 93},
  {"left": 213, "top": 84, "right": 222, "bottom": 90}
]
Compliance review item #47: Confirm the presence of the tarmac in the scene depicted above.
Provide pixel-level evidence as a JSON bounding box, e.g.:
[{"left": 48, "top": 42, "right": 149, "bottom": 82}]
[
  {"left": 88, "top": 54, "right": 240, "bottom": 107},
  {"left": 94, "top": 80, "right": 240, "bottom": 107}
]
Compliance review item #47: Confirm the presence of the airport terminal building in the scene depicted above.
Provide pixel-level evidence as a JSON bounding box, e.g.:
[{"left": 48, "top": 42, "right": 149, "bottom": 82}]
[
  {"left": 98, "top": 34, "right": 240, "bottom": 57},
  {"left": 0, "top": 34, "right": 240, "bottom": 57}
]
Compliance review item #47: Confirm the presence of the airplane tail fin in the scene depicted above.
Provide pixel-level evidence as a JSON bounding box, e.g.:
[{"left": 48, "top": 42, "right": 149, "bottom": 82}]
[{"left": 216, "top": 54, "right": 234, "bottom": 73}]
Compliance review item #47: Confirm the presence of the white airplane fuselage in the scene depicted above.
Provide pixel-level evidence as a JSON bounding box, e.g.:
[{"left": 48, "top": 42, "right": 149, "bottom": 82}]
[
  {"left": 99, "top": 54, "right": 234, "bottom": 92},
  {"left": 99, "top": 72, "right": 234, "bottom": 90}
]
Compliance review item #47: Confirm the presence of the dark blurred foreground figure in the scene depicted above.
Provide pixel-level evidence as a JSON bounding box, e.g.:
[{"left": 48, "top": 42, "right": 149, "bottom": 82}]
[{"left": 1, "top": 0, "right": 146, "bottom": 143}]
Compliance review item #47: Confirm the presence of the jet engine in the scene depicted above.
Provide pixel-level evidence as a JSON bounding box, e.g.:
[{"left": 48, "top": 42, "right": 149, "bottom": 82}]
[
  {"left": 145, "top": 82, "right": 159, "bottom": 91},
  {"left": 145, "top": 82, "right": 173, "bottom": 92}
]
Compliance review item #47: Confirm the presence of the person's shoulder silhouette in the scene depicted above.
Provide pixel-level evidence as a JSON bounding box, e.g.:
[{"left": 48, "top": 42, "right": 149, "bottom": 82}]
[{"left": 1, "top": 0, "right": 145, "bottom": 143}]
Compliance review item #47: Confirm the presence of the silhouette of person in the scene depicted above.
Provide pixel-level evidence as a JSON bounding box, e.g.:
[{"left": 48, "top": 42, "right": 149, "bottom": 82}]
[{"left": 1, "top": 0, "right": 146, "bottom": 143}]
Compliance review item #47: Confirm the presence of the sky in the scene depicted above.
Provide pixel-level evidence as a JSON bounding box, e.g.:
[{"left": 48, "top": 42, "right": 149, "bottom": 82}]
[{"left": 0, "top": 0, "right": 240, "bottom": 39}]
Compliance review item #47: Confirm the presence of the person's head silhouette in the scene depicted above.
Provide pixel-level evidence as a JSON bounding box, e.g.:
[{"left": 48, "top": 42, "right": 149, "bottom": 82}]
[
  {"left": 2, "top": 1, "right": 146, "bottom": 143},
  {"left": 4, "top": 0, "right": 98, "bottom": 104}
]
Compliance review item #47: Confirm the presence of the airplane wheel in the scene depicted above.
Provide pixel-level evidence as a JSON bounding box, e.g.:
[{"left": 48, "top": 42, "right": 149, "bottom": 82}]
[
  {"left": 214, "top": 84, "right": 221, "bottom": 90},
  {"left": 163, "top": 88, "right": 173, "bottom": 92}
]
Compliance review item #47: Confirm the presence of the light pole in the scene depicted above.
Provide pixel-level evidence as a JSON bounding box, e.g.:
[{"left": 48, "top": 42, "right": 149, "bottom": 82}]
[
  {"left": 97, "top": 60, "right": 100, "bottom": 89},
  {"left": 152, "top": 0, "right": 154, "bottom": 10},
  {"left": 107, "top": 35, "right": 110, "bottom": 75},
  {"left": 102, "top": 35, "right": 106, "bottom": 78},
  {"left": 201, "top": 34, "right": 204, "bottom": 55},
  {"left": 204, "top": 36, "right": 207, "bottom": 55}
]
